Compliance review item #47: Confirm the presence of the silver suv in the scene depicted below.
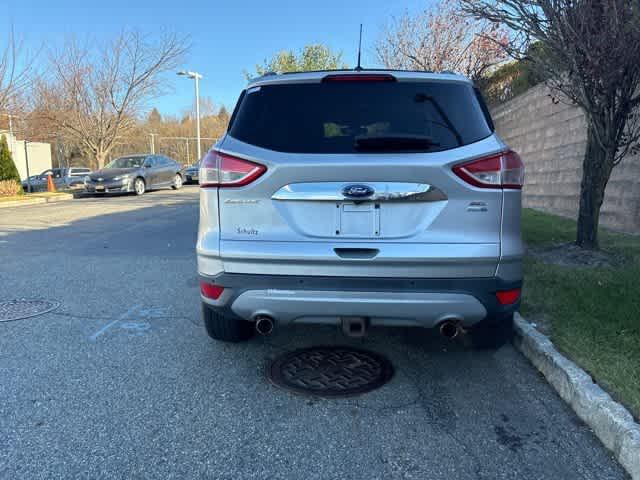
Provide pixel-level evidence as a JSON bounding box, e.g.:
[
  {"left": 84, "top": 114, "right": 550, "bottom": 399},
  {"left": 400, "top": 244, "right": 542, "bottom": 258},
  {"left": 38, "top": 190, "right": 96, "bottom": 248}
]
[{"left": 197, "top": 70, "right": 524, "bottom": 348}]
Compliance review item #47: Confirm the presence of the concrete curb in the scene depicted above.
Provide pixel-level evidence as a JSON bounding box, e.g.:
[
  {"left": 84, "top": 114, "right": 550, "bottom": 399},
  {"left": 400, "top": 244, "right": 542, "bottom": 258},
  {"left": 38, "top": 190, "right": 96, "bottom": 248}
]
[
  {"left": 514, "top": 313, "right": 640, "bottom": 479},
  {"left": 0, "top": 193, "right": 74, "bottom": 209}
]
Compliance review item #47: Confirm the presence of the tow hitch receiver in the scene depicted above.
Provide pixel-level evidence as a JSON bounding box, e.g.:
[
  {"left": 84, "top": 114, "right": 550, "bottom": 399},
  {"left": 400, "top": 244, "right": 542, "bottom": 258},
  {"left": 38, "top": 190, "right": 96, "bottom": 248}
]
[{"left": 341, "top": 316, "right": 368, "bottom": 338}]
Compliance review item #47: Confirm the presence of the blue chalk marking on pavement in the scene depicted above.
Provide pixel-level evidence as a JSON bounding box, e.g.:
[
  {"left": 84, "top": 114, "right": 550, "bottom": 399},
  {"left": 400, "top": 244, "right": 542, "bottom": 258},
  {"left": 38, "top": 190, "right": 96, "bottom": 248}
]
[{"left": 89, "top": 305, "right": 140, "bottom": 341}]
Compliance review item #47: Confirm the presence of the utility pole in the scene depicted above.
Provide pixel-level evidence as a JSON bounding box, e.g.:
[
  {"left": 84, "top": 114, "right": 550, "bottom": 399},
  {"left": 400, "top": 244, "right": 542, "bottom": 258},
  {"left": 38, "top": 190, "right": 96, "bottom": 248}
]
[
  {"left": 55, "top": 135, "right": 63, "bottom": 169},
  {"left": 185, "top": 138, "right": 190, "bottom": 164},
  {"left": 24, "top": 140, "right": 32, "bottom": 193}
]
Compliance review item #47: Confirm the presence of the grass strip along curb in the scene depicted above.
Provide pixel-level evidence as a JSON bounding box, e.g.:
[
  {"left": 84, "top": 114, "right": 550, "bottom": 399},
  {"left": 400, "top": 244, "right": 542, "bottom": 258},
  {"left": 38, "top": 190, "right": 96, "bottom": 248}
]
[
  {"left": 0, "top": 192, "right": 74, "bottom": 208},
  {"left": 514, "top": 313, "right": 640, "bottom": 479}
]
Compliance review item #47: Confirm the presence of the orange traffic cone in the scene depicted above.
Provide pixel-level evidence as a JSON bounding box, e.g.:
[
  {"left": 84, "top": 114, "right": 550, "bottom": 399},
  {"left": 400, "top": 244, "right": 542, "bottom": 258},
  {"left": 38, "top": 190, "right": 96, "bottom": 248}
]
[{"left": 47, "top": 174, "right": 56, "bottom": 192}]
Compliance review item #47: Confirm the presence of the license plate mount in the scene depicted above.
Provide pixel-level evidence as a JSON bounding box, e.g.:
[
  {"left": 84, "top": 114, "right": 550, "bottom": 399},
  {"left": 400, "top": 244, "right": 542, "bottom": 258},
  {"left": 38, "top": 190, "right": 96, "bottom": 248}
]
[{"left": 335, "top": 202, "right": 380, "bottom": 237}]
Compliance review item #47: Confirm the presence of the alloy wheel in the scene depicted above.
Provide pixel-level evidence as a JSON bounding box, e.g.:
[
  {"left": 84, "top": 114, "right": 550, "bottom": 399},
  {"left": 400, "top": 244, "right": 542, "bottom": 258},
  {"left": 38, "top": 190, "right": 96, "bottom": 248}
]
[{"left": 134, "top": 178, "right": 145, "bottom": 195}]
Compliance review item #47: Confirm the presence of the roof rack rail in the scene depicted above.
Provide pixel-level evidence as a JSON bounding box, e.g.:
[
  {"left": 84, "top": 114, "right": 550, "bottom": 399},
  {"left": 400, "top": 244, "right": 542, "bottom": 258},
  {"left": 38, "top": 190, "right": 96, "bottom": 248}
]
[{"left": 276, "top": 68, "right": 444, "bottom": 75}]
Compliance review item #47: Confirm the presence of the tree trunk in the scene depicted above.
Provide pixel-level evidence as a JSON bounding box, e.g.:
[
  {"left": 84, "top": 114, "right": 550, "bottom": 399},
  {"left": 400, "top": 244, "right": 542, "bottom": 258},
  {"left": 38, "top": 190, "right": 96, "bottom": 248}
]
[
  {"left": 576, "top": 126, "right": 614, "bottom": 249},
  {"left": 95, "top": 150, "right": 107, "bottom": 170}
]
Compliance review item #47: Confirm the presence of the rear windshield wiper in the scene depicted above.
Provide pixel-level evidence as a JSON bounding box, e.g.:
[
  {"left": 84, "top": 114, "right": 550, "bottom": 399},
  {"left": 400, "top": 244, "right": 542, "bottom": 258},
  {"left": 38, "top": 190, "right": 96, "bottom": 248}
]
[
  {"left": 354, "top": 134, "right": 441, "bottom": 152},
  {"left": 414, "top": 93, "right": 463, "bottom": 146}
]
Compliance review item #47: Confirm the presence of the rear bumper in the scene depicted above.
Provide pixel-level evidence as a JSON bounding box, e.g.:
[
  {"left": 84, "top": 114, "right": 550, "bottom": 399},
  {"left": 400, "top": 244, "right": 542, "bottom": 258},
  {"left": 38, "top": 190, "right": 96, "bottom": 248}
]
[{"left": 199, "top": 272, "right": 521, "bottom": 329}]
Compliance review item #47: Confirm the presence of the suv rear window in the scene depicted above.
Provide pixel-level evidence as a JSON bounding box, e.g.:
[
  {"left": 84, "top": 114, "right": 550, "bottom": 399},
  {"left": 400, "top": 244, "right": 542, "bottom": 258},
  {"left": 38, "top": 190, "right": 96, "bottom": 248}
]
[{"left": 228, "top": 80, "right": 493, "bottom": 154}]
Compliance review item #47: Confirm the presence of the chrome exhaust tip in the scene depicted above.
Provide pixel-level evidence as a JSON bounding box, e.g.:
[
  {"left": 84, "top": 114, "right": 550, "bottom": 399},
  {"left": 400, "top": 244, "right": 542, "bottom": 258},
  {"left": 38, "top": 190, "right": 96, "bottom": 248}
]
[
  {"left": 439, "top": 320, "right": 461, "bottom": 339},
  {"left": 255, "top": 316, "right": 274, "bottom": 335}
]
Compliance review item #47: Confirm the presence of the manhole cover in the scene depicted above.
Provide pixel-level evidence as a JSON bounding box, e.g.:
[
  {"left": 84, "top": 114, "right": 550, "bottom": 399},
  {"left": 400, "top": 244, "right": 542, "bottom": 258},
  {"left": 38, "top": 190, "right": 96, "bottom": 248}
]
[
  {"left": 267, "top": 346, "right": 394, "bottom": 398},
  {"left": 0, "top": 300, "right": 60, "bottom": 322}
]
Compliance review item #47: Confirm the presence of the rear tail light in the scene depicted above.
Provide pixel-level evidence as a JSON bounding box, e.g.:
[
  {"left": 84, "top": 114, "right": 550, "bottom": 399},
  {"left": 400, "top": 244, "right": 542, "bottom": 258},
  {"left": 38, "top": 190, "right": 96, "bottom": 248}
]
[
  {"left": 496, "top": 288, "right": 521, "bottom": 305},
  {"left": 200, "top": 150, "right": 266, "bottom": 188},
  {"left": 322, "top": 74, "right": 396, "bottom": 82},
  {"left": 200, "top": 282, "right": 224, "bottom": 299},
  {"left": 452, "top": 151, "right": 524, "bottom": 189}
]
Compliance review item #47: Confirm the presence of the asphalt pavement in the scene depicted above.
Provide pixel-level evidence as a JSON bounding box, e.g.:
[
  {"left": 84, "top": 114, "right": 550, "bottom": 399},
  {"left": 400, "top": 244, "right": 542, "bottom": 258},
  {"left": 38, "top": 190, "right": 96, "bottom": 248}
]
[{"left": 0, "top": 188, "right": 628, "bottom": 479}]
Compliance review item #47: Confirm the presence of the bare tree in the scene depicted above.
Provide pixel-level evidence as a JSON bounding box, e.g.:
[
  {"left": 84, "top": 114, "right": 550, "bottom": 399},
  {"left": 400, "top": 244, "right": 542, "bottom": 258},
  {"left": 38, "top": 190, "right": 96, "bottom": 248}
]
[
  {"left": 0, "top": 28, "right": 35, "bottom": 112},
  {"left": 462, "top": 0, "right": 640, "bottom": 249},
  {"left": 37, "top": 31, "right": 188, "bottom": 168},
  {"left": 376, "top": 0, "right": 509, "bottom": 81}
]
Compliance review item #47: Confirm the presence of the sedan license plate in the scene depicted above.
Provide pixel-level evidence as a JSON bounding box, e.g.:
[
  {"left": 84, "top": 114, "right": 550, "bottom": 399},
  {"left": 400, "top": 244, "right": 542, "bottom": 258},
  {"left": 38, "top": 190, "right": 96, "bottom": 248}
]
[{"left": 95, "top": 185, "right": 105, "bottom": 191}]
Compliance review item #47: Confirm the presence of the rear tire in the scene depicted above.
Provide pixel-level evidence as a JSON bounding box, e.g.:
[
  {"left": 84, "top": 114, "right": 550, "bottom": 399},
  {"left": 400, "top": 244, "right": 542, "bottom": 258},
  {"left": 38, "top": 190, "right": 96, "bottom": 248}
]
[
  {"left": 469, "top": 313, "right": 514, "bottom": 350},
  {"left": 202, "top": 303, "right": 254, "bottom": 342}
]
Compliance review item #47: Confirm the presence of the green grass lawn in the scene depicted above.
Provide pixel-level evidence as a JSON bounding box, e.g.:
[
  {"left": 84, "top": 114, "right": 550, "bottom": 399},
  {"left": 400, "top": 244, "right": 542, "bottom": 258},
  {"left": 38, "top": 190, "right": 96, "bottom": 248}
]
[{"left": 521, "top": 208, "right": 640, "bottom": 419}]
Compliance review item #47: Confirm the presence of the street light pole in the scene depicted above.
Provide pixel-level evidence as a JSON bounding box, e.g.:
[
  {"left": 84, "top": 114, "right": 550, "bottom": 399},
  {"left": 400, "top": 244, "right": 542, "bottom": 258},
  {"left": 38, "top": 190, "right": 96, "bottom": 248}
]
[
  {"left": 177, "top": 70, "right": 203, "bottom": 162},
  {"left": 194, "top": 74, "right": 201, "bottom": 162}
]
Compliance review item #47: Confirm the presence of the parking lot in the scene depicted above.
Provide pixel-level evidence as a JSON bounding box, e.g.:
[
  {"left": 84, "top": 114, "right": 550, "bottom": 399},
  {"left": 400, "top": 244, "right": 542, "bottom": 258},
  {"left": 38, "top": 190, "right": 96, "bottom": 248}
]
[{"left": 0, "top": 188, "right": 628, "bottom": 479}]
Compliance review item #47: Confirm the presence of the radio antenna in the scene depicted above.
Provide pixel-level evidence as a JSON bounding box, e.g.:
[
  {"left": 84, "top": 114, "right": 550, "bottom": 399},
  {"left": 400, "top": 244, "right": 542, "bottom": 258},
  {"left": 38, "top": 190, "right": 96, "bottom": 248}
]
[{"left": 355, "top": 24, "right": 363, "bottom": 71}]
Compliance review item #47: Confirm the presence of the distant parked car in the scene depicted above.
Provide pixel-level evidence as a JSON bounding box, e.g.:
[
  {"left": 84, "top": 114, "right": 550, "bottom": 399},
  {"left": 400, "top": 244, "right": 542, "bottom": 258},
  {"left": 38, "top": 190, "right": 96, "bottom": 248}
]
[
  {"left": 183, "top": 160, "right": 201, "bottom": 184},
  {"left": 21, "top": 174, "right": 45, "bottom": 192},
  {"left": 21, "top": 167, "right": 92, "bottom": 191},
  {"left": 84, "top": 154, "right": 184, "bottom": 195},
  {"left": 62, "top": 167, "right": 93, "bottom": 187}
]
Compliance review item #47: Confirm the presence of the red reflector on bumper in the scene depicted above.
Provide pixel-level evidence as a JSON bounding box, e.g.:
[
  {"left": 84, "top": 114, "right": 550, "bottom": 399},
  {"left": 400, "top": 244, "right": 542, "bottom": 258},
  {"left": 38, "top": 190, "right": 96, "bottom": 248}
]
[
  {"left": 200, "top": 282, "right": 224, "bottom": 300},
  {"left": 496, "top": 288, "right": 521, "bottom": 305}
]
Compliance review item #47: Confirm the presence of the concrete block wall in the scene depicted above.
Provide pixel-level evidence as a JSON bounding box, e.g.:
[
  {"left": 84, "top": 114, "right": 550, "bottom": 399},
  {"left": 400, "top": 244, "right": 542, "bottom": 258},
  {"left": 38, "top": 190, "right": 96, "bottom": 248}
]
[{"left": 491, "top": 84, "right": 640, "bottom": 234}]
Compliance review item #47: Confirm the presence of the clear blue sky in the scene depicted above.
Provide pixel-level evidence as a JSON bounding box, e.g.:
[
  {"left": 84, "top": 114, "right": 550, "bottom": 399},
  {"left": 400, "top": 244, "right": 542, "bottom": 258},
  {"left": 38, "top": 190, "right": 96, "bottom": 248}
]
[{"left": 2, "top": 0, "right": 427, "bottom": 117}]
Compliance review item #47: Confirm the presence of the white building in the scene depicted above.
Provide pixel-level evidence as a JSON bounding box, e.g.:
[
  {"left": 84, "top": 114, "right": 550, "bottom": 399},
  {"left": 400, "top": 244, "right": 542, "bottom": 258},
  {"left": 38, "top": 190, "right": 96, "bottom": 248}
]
[{"left": 1, "top": 131, "right": 53, "bottom": 180}]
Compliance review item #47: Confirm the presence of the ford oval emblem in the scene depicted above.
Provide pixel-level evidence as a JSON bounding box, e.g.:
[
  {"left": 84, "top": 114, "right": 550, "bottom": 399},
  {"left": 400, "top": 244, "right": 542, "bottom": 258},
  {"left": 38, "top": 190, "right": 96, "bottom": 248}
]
[{"left": 342, "top": 184, "right": 375, "bottom": 199}]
